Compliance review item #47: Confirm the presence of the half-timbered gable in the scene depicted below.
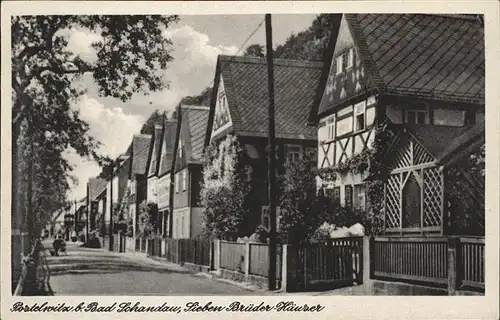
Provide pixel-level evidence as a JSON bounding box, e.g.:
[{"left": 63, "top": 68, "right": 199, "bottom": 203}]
[{"left": 311, "top": 14, "right": 485, "bottom": 211}]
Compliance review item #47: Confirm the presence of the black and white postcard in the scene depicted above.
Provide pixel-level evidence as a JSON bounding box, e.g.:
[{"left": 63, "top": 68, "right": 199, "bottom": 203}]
[{"left": 1, "top": 1, "right": 499, "bottom": 319}]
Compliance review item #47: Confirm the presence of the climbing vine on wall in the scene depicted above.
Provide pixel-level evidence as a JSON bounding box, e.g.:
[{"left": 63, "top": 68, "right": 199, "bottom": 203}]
[
  {"left": 316, "top": 118, "right": 396, "bottom": 235},
  {"left": 200, "top": 135, "right": 251, "bottom": 240}
]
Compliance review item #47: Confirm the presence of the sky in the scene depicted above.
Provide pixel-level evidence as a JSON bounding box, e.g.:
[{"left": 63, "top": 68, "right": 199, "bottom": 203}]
[{"left": 66, "top": 14, "right": 318, "bottom": 201}]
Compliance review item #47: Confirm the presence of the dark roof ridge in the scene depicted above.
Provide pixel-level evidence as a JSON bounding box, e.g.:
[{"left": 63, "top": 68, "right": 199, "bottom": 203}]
[
  {"left": 180, "top": 105, "right": 210, "bottom": 111},
  {"left": 218, "top": 54, "right": 324, "bottom": 69},
  {"left": 134, "top": 133, "right": 152, "bottom": 138}
]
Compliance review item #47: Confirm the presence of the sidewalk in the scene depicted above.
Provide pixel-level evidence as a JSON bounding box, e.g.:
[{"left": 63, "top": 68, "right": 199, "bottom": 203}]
[{"left": 122, "top": 249, "right": 366, "bottom": 296}]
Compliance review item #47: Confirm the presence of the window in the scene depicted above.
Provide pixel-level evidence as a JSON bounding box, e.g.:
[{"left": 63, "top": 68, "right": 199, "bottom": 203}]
[
  {"left": 178, "top": 139, "right": 183, "bottom": 159},
  {"left": 327, "top": 116, "right": 335, "bottom": 140},
  {"left": 336, "top": 55, "right": 343, "bottom": 74},
  {"left": 261, "top": 206, "right": 281, "bottom": 231},
  {"left": 334, "top": 187, "right": 341, "bottom": 203},
  {"left": 182, "top": 170, "right": 187, "bottom": 191},
  {"left": 353, "top": 184, "right": 366, "bottom": 211},
  {"left": 175, "top": 173, "right": 179, "bottom": 193},
  {"left": 180, "top": 216, "right": 184, "bottom": 238},
  {"left": 347, "top": 48, "right": 354, "bottom": 69},
  {"left": 345, "top": 185, "right": 353, "bottom": 208},
  {"left": 287, "top": 146, "right": 301, "bottom": 165},
  {"left": 336, "top": 48, "right": 355, "bottom": 75},
  {"left": 406, "top": 110, "right": 427, "bottom": 124},
  {"left": 355, "top": 101, "right": 366, "bottom": 131},
  {"left": 325, "top": 188, "right": 334, "bottom": 199},
  {"left": 433, "top": 108, "right": 465, "bottom": 127}
]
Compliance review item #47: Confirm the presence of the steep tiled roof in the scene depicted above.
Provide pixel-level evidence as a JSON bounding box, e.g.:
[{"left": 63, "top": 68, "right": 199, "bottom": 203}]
[
  {"left": 147, "top": 126, "right": 163, "bottom": 177},
  {"left": 315, "top": 14, "right": 484, "bottom": 117},
  {"left": 131, "top": 134, "right": 152, "bottom": 174},
  {"left": 158, "top": 120, "right": 177, "bottom": 176},
  {"left": 180, "top": 105, "right": 210, "bottom": 163},
  {"left": 88, "top": 177, "right": 107, "bottom": 201},
  {"left": 207, "top": 55, "right": 323, "bottom": 143}
]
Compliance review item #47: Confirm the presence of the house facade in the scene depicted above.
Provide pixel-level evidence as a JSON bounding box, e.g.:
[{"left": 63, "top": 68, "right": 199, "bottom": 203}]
[
  {"left": 204, "top": 55, "right": 322, "bottom": 235},
  {"left": 126, "top": 134, "right": 151, "bottom": 236},
  {"left": 172, "top": 105, "right": 210, "bottom": 239},
  {"left": 87, "top": 177, "right": 107, "bottom": 235},
  {"left": 142, "top": 124, "right": 163, "bottom": 235},
  {"left": 156, "top": 119, "right": 177, "bottom": 237},
  {"left": 311, "top": 14, "right": 485, "bottom": 235}
]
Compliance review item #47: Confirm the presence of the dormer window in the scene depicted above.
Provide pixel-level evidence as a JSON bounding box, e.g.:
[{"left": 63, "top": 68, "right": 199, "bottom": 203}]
[{"left": 336, "top": 48, "right": 355, "bottom": 75}]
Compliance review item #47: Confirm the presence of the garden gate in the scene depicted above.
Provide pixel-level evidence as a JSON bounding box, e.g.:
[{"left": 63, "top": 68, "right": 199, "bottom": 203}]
[{"left": 287, "top": 237, "right": 363, "bottom": 291}]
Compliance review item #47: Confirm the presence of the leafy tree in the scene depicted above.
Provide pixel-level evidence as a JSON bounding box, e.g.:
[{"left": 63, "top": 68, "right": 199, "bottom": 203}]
[
  {"left": 278, "top": 158, "right": 324, "bottom": 243},
  {"left": 274, "top": 14, "right": 338, "bottom": 61},
  {"left": 179, "top": 86, "right": 212, "bottom": 107},
  {"left": 200, "top": 136, "right": 251, "bottom": 240},
  {"left": 11, "top": 15, "right": 179, "bottom": 244},
  {"left": 140, "top": 110, "right": 166, "bottom": 135},
  {"left": 243, "top": 44, "right": 265, "bottom": 57},
  {"left": 137, "top": 200, "right": 158, "bottom": 237}
]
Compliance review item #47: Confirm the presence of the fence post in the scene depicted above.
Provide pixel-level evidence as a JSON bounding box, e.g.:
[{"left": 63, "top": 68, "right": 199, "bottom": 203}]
[
  {"left": 447, "top": 237, "right": 460, "bottom": 296},
  {"left": 363, "top": 236, "right": 374, "bottom": 295},
  {"left": 244, "top": 242, "right": 250, "bottom": 279},
  {"left": 281, "top": 244, "right": 288, "bottom": 292},
  {"left": 214, "top": 239, "right": 221, "bottom": 271}
]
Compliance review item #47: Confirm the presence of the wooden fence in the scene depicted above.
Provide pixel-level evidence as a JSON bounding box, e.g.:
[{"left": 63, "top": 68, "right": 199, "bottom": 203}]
[
  {"left": 179, "top": 238, "right": 211, "bottom": 267},
  {"left": 372, "top": 237, "right": 448, "bottom": 285},
  {"left": 287, "top": 237, "right": 363, "bottom": 291},
  {"left": 459, "top": 237, "right": 485, "bottom": 291},
  {"left": 371, "top": 236, "right": 485, "bottom": 293},
  {"left": 220, "top": 241, "right": 246, "bottom": 273},
  {"left": 248, "top": 243, "right": 282, "bottom": 279}
]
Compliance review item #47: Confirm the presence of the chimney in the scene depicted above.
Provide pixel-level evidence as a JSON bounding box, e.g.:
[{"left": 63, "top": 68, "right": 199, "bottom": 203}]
[{"left": 154, "top": 124, "right": 162, "bottom": 137}]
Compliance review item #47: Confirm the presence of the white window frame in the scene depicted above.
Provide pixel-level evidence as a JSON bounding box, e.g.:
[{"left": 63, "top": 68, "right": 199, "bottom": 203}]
[
  {"left": 406, "top": 109, "right": 428, "bottom": 125},
  {"left": 182, "top": 169, "right": 187, "bottom": 191},
  {"left": 347, "top": 48, "right": 354, "bottom": 70},
  {"left": 175, "top": 173, "right": 179, "bottom": 193},
  {"left": 327, "top": 115, "right": 336, "bottom": 141},
  {"left": 286, "top": 146, "right": 302, "bottom": 165},
  {"left": 178, "top": 139, "right": 183, "bottom": 159},
  {"left": 261, "top": 206, "right": 281, "bottom": 231},
  {"left": 355, "top": 101, "right": 366, "bottom": 132},
  {"left": 336, "top": 55, "right": 343, "bottom": 74}
]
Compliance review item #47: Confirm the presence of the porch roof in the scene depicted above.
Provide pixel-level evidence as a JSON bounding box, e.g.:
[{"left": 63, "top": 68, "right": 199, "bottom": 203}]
[{"left": 436, "top": 120, "right": 485, "bottom": 166}]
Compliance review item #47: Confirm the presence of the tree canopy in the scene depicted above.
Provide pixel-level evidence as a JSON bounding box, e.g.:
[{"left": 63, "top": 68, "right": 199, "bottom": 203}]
[{"left": 11, "top": 15, "right": 179, "bottom": 239}]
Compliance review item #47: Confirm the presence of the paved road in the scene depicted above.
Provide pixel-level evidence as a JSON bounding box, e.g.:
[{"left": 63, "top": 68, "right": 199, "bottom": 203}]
[{"left": 43, "top": 240, "right": 262, "bottom": 295}]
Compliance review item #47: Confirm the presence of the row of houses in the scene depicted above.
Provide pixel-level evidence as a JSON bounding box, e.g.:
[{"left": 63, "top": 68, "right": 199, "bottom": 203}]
[{"left": 85, "top": 13, "right": 485, "bottom": 241}]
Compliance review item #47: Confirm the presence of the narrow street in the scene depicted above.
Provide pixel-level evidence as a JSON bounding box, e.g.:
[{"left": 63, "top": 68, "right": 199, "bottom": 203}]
[{"left": 43, "top": 240, "right": 263, "bottom": 295}]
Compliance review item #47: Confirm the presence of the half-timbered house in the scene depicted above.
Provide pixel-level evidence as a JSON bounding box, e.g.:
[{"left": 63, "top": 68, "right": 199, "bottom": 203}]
[
  {"left": 310, "top": 14, "right": 485, "bottom": 235},
  {"left": 204, "top": 55, "right": 322, "bottom": 234},
  {"left": 171, "top": 105, "right": 210, "bottom": 239}
]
